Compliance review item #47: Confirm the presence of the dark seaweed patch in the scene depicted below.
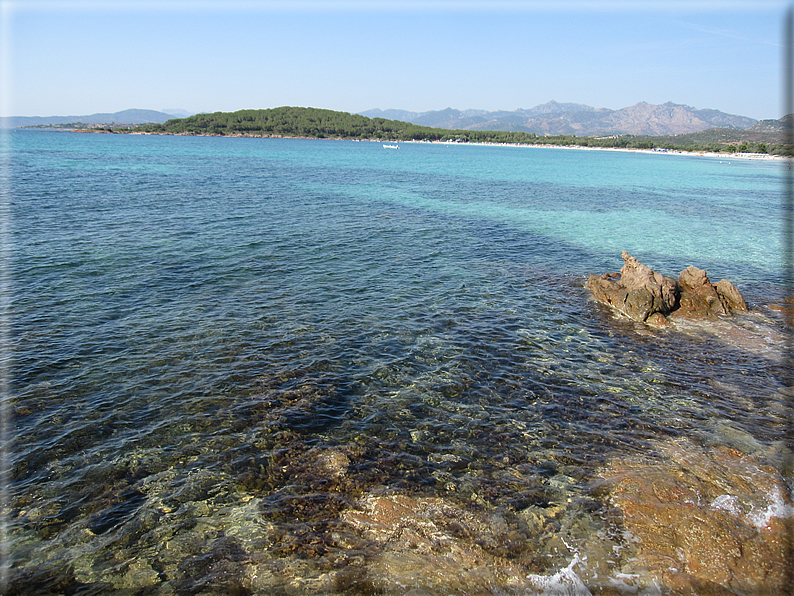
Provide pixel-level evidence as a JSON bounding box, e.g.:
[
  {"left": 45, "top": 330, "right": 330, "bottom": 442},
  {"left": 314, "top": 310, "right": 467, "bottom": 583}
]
[
  {"left": 279, "top": 384, "right": 356, "bottom": 434},
  {"left": 172, "top": 536, "right": 251, "bottom": 596},
  {"left": 5, "top": 564, "right": 113, "bottom": 596},
  {"left": 87, "top": 488, "right": 146, "bottom": 535}
]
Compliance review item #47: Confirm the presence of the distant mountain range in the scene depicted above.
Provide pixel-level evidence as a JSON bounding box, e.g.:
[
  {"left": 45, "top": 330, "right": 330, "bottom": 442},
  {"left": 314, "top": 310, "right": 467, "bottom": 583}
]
[
  {"left": 360, "top": 101, "right": 758, "bottom": 137},
  {"left": 0, "top": 109, "right": 186, "bottom": 128},
  {"left": 0, "top": 102, "right": 766, "bottom": 138}
]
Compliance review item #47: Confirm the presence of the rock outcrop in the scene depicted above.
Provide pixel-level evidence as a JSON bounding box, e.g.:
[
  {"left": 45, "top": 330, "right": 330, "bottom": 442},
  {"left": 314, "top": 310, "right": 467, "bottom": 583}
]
[
  {"left": 676, "top": 265, "right": 748, "bottom": 318},
  {"left": 586, "top": 252, "right": 748, "bottom": 325}
]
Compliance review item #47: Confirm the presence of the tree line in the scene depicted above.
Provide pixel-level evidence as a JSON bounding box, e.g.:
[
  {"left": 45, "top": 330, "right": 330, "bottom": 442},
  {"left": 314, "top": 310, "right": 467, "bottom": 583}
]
[{"left": 130, "top": 107, "right": 791, "bottom": 155}]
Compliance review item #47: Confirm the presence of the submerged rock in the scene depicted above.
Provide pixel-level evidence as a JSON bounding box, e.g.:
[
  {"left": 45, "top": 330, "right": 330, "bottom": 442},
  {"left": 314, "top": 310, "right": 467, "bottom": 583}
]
[
  {"left": 597, "top": 438, "right": 793, "bottom": 595},
  {"left": 339, "top": 493, "right": 604, "bottom": 595},
  {"left": 341, "top": 494, "right": 516, "bottom": 594},
  {"left": 587, "top": 252, "right": 748, "bottom": 325}
]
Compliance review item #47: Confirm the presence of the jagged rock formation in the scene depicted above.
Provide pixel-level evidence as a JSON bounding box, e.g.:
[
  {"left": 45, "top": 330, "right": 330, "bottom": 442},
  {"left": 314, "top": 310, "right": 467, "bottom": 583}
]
[
  {"left": 586, "top": 252, "right": 748, "bottom": 325},
  {"left": 676, "top": 265, "right": 748, "bottom": 318}
]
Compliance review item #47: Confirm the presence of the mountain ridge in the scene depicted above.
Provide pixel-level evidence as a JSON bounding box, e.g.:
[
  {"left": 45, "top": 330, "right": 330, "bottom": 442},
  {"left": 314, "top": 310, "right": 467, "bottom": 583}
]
[
  {"left": 0, "top": 109, "right": 179, "bottom": 128},
  {"left": 1, "top": 102, "right": 763, "bottom": 138},
  {"left": 359, "top": 101, "right": 757, "bottom": 137}
]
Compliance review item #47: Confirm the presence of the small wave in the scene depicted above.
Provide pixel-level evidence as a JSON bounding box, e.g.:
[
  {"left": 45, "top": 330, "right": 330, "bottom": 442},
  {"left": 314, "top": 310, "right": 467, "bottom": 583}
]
[{"left": 526, "top": 554, "right": 592, "bottom": 596}]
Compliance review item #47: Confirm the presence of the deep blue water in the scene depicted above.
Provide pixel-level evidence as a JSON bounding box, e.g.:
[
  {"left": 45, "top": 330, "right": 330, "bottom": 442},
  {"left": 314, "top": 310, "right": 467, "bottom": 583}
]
[{"left": 4, "top": 130, "right": 790, "bottom": 594}]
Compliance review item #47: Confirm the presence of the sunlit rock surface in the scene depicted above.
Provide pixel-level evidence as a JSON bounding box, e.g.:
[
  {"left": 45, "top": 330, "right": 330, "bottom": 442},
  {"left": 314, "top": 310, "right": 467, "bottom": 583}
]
[
  {"left": 587, "top": 252, "right": 678, "bottom": 324},
  {"left": 339, "top": 493, "right": 600, "bottom": 595},
  {"left": 675, "top": 265, "right": 748, "bottom": 319},
  {"left": 587, "top": 252, "right": 749, "bottom": 326},
  {"left": 597, "top": 438, "right": 793, "bottom": 595}
]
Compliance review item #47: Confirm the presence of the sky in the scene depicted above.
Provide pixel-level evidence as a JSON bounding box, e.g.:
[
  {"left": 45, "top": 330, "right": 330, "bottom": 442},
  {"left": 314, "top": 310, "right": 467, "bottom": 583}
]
[{"left": 1, "top": 0, "right": 791, "bottom": 121}]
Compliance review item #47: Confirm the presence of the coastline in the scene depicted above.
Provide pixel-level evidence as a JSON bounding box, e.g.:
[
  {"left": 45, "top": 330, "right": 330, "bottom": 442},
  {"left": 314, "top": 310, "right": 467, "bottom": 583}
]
[
  {"left": 404, "top": 138, "right": 785, "bottom": 160},
  {"left": 67, "top": 128, "right": 787, "bottom": 160}
]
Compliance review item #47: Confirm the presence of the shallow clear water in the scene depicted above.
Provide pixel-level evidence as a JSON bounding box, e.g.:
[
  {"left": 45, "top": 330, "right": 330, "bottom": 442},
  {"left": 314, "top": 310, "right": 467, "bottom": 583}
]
[{"left": 5, "top": 130, "right": 791, "bottom": 594}]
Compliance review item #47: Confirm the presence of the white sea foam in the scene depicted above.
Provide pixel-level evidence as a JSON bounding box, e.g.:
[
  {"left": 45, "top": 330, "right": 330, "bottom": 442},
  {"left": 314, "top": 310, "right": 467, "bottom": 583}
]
[
  {"left": 747, "top": 488, "right": 794, "bottom": 529},
  {"left": 607, "top": 574, "right": 663, "bottom": 596},
  {"left": 710, "top": 489, "right": 794, "bottom": 529},
  {"left": 710, "top": 494, "right": 743, "bottom": 517},
  {"left": 526, "top": 555, "right": 592, "bottom": 596}
]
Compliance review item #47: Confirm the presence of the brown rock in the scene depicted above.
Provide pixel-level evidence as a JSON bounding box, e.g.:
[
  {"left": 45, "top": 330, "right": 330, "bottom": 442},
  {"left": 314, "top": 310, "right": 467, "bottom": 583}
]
[
  {"left": 645, "top": 312, "right": 671, "bottom": 326},
  {"left": 341, "top": 493, "right": 601, "bottom": 594},
  {"left": 585, "top": 252, "right": 678, "bottom": 323},
  {"left": 674, "top": 267, "right": 749, "bottom": 318},
  {"left": 317, "top": 449, "right": 350, "bottom": 478},
  {"left": 342, "top": 495, "right": 511, "bottom": 594},
  {"left": 598, "top": 438, "right": 792, "bottom": 594},
  {"left": 715, "top": 278, "right": 749, "bottom": 312},
  {"left": 677, "top": 266, "right": 728, "bottom": 317},
  {"left": 620, "top": 251, "right": 679, "bottom": 315},
  {"left": 588, "top": 254, "right": 749, "bottom": 324},
  {"left": 678, "top": 265, "right": 713, "bottom": 293}
]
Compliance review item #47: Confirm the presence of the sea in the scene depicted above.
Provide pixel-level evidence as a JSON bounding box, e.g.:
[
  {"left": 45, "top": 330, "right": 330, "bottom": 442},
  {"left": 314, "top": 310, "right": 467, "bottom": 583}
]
[{"left": 3, "top": 129, "right": 792, "bottom": 594}]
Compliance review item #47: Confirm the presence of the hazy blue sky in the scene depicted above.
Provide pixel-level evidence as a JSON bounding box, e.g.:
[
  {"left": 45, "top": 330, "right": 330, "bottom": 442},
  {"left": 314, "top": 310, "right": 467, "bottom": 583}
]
[{"left": 1, "top": 1, "right": 790, "bottom": 120}]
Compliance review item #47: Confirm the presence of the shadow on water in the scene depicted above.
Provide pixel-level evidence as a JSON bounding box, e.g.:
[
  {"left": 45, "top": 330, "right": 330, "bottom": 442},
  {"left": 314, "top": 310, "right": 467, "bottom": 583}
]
[
  {"left": 279, "top": 381, "right": 358, "bottom": 435},
  {"left": 87, "top": 488, "right": 147, "bottom": 536}
]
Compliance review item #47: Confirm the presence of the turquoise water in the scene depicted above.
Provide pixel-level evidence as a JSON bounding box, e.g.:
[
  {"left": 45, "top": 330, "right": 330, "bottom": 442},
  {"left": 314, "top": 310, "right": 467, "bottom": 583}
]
[{"left": 5, "top": 130, "right": 790, "bottom": 593}]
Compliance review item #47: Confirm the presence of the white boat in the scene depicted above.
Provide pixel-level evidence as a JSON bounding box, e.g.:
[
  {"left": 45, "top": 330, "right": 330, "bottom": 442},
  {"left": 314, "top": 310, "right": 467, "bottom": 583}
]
[{"left": 383, "top": 143, "right": 399, "bottom": 149}]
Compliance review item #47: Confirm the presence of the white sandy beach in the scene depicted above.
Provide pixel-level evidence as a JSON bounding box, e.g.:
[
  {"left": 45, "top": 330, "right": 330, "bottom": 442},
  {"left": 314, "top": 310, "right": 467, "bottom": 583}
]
[{"left": 404, "top": 139, "right": 785, "bottom": 160}]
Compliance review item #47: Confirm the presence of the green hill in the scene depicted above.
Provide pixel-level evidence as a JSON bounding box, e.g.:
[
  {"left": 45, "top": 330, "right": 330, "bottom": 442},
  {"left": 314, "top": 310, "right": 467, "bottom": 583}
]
[{"left": 134, "top": 106, "right": 455, "bottom": 141}]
